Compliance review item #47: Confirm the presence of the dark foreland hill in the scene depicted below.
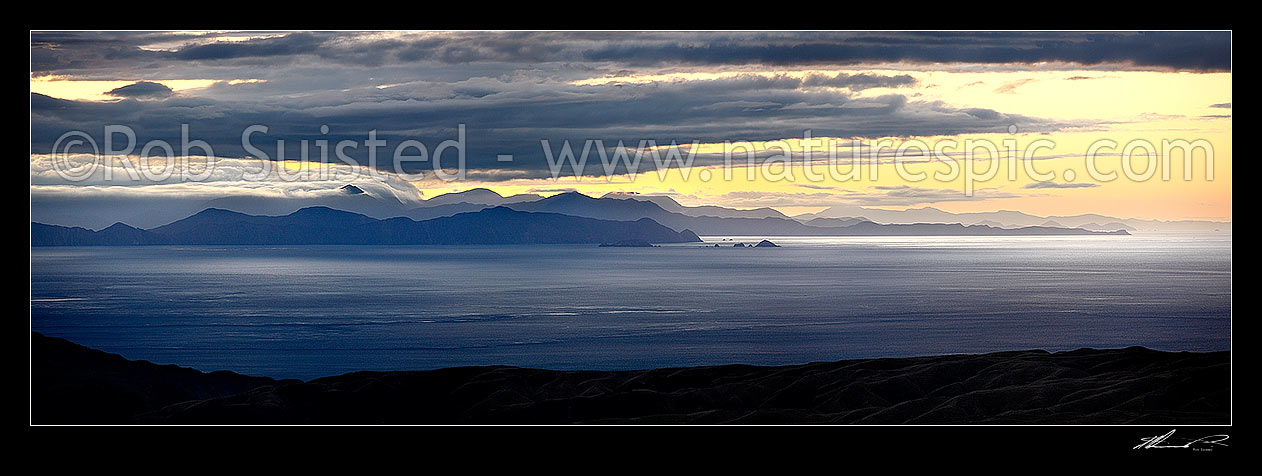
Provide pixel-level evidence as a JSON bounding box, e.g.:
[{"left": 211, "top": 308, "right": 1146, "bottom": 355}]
[
  {"left": 30, "top": 206, "right": 702, "bottom": 246},
  {"left": 31, "top": 333, "right": 1228, "bottom": 424},
  {"left": 31, "top": 332, "right": 287, "bottom": 424}
]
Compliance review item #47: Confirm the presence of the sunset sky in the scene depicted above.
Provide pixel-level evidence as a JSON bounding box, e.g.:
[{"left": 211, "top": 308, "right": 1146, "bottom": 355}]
[{"left": 31, "top": 31, "right": 1231, "bottom": 221}]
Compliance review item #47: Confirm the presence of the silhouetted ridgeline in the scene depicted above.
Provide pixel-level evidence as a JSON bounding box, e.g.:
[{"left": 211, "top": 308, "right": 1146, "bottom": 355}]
[
  {"left": 30, "top": 206, "right": 701, "bottom": 246},
  {"left": 31, "top": 198, "right": 1128, "bottom": 247},
  {"left": 32, "top": 332, "right": 1228, "bottom": 424},
  {"left": 505, "top": 192, "right": 1131, "bottom": 236},
  {"left": 31, "top": 332, "right": 287, "bottom": 424},
  {"left": 34, "top": 187, "right": 1219, "bottom": 232}
]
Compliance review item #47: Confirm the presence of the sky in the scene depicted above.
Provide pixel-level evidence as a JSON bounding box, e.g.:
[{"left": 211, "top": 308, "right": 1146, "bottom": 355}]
[{"left": 30, "top": 31, "right": 1231, "bottom": 221}]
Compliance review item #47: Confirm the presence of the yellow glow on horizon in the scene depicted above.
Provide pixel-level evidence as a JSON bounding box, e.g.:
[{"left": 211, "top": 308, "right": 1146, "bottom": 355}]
[
  {"left": 411, "top": 113, "right": 1230, "bottom": 222},
  {"left": 576, "top": 69, "right": 1230, "bottom": 123},
  {"left": 30, "top": 63, "right": 1230, "bottom": 222},
  {"left": 30, "top": 77, "right": 221, "bottom": 101},
  {"left": 439, "top": 68, "right": 1230, "bottom": 221},
  {"left": 281, "top": 160, "right": 324, "bottom": 172}
]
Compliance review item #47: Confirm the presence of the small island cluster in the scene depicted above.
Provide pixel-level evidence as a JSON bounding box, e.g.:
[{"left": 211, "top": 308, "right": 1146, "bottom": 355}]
[{"left": 702, "top": 239, "right": 780, "bottom": 248}]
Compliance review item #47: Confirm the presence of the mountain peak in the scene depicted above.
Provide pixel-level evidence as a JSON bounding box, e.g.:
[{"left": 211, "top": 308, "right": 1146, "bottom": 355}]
[
  {"left": 340, "top": 184, "right": 365, "bottom": 195},
  {"left": 190, "top": 208, "right": 247, "bottom": 218},
  {"left": 286, "top": 206, "right": 371, "bottom": 219},
  {"left": 424, "top": 188, "right": 507, "bottom": 206},
  {"left": 448, "top": 188, "right": 502, "bottom": 198},
  {"left": 100, "top": 222, "right": 139, "bottom": 232},
  {"left": 602, "top": 192, "right": 683, "bottom": 208},
  {"left": 542, "top": 191, "right": 595, "bottom": 201}
]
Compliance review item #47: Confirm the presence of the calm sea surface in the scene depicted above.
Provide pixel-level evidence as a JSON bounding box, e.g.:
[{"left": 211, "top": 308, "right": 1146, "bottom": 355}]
[{"left": 30, "top": 234, "right": 1231, "bottom": 380}]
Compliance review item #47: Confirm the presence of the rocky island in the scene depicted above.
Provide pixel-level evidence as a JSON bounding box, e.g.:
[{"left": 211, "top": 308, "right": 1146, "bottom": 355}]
[{"left": 599, "top": 239, "right": 657, "bottom": 247}]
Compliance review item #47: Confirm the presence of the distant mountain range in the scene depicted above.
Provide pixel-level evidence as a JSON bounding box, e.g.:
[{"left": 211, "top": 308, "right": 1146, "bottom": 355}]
[
  {"left": 420, "top": 188, "right": 543, "bottom": 207},
  {"left": 29, "top": 186, "right": 538, "bottom": 230},
  {"left": 32, "top": 185, "right": 1217, "bottom": 237},
  {"left": 601, "top": 192, "right": 789, "bottom": 219},
  {"left": 31, "top": 206, "right": 702, "bottom": 246},
  {"left": 32, "top": 193, "right": 1129, "bottom": 247},
  {"left": 793, "top": 205, "right": 1228, "bottom": 233},
  {"left": 502, "top": 192, "right": 1126, "bottom": 236}
]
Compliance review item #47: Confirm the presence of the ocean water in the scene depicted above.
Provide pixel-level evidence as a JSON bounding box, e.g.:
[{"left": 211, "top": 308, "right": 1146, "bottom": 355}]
[{"left": 30, "top": 234, "right": 1231, "bottom": 380}]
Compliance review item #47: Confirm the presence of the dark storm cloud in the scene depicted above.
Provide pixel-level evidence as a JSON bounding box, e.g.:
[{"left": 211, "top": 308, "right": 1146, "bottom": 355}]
[
  {"left": 107, "top": 81, "right": 173, "bottom": 98},
  {"left": 170, "top": 32, "right": 329, "bottom": 60},
  {"left": 575, "top": 32, "right": 1231, "bottom": 72},
  {"left": 31, "top": 31, "right": 1232, "bottom": 73},
  {"left": 800, "top": 72, "right": 918, "bottom": 90},
  {"left": 31, "top": 30, "right": 1216, "bottom": 181},
  {"left": 31, "top": 70, "right": 1059, "bottom": 181}
]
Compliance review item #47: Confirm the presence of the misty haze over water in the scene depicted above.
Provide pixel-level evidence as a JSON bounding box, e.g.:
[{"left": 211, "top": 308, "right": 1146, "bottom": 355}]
[{"left": 31, "top": 234, "right": 1229, "bottom": 380}]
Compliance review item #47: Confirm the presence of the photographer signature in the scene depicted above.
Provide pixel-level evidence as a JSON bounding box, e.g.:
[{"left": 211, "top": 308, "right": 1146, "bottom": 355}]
[{"left": 1134, "top": 429, "right": 1229, "bottom": 450}]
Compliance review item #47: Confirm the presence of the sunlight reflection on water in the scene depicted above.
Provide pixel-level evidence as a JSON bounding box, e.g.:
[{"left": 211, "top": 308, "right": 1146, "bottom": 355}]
[{"left": 31, "top": 233, "right": 1230, "bottom": 379}]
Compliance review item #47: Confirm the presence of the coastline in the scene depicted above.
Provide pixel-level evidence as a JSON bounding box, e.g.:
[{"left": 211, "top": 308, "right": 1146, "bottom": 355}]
[{"left": 31, "top": 332, "right": 1229, "bottom": 425}]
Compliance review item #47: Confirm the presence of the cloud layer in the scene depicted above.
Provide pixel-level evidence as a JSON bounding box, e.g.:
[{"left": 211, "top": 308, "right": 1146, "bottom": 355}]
[
  {"left": 34, "top": 31, "right": 1163, "bottom": 180},
  {"left": 32, "top": 31, "right": 1232, "bottom": 73},
  {"left": 29, "top": 31, "right": 1231, "bottom": 221}
]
